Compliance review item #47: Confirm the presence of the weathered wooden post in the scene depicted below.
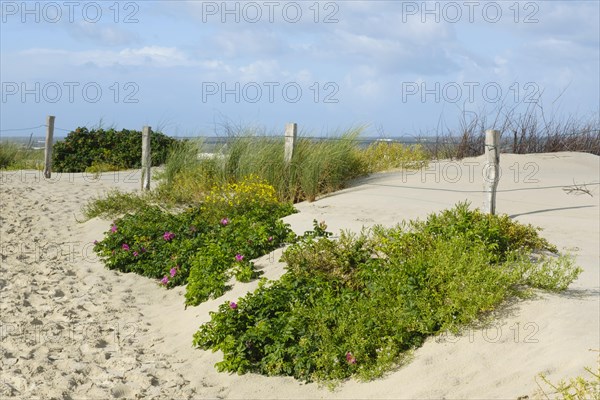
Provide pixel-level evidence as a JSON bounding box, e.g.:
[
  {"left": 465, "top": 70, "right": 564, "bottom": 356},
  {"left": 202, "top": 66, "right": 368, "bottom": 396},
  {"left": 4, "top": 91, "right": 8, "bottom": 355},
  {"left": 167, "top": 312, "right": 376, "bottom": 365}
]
[
  {"left": 483, "top": 129, "right": 501, "bottom": 214},
  {"left": 141, "top": 126, "right": 151, "bottom": 191},
  {"left": 43, "top": 115, "right": 55, "bottom": 179},
  {"left": 284, "top": 123, "right": 297, "bottom": 165}
]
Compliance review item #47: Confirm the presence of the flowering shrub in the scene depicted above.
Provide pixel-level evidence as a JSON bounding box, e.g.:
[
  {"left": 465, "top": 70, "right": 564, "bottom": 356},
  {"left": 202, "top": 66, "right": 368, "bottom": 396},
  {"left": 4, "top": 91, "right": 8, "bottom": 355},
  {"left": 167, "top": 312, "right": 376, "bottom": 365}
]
[
  {"left": 201, "top": 175, "right": 294, "bottom": 222},
  {"left": 94, "top": 206, "right": 202, "bottom": 284},
  {"left": 94, "top": 177, "right": 296, "bottom": 303},
  {"left": 184, "top": 177, "right": 296, "bottom": 306},
  {"left": 194, "top": 204, "right": 581, "bottom": 383}
]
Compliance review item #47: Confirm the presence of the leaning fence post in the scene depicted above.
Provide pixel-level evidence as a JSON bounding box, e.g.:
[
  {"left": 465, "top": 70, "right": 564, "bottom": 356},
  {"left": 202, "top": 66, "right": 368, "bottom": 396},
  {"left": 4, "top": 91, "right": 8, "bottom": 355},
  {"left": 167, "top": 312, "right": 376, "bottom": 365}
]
[
  {"left": 284, "top": 123, "right": 297, "bottom": 165},
  {"left": 43, "top": 115, "right": 55, "bottom": 179},
  {"left": 141, "top": 126, "right": 151, "bottom": 191},
  {"left": 483, "top": 129, "right": 501, "bottom": 214}
]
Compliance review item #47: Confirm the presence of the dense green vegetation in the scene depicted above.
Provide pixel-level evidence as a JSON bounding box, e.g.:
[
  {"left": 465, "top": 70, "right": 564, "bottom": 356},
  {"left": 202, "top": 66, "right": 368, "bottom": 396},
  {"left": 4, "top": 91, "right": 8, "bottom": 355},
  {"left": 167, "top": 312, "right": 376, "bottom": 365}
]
[
  {"left": 52, "top": 127, "right": 176, "bottom": 172},
  {"left": 193, "top": 203, "right": 581, "bottom": 383},
  {"left": 93, "top": 176, "right": 296, "bottom": 306}
]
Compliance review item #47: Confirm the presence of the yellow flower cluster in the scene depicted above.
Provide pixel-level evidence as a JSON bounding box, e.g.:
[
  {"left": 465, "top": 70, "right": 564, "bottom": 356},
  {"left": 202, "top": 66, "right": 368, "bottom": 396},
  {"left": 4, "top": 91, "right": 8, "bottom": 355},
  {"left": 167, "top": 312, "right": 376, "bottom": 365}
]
[{"left": 202, "top": 175, "right": 279, "bottom": 211}]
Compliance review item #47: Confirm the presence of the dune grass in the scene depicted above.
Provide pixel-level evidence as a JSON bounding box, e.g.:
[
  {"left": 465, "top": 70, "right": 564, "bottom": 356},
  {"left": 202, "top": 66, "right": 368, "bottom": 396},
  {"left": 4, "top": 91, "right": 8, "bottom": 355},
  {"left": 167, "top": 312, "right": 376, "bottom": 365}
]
[
  {"left": 420, "top": 107, "right": 599, "bottom": 160},
  {"left": 536, "top": 353, "right": 600, "bottom": 400},
  {"left": 82, "top": 189, "right": 155, "bottom": 220},
  {"left": 152, "top": 127, "right": 428, "bottom": 206},
  {"left": 0, "top": 142, "right": 44, "bottom": 170}
]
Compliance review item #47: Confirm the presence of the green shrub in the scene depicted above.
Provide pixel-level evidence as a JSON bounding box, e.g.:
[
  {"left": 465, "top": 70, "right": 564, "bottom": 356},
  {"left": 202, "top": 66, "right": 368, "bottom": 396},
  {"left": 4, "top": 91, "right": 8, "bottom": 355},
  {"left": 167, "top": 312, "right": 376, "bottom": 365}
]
[
  {"left": 283, "top": 229, "right": 375, "bottom": 289},
  {"left": 53, "top": 127, "right": 176, "bottom": 172},
  {"left": 408, "top": 202, "right": 558, "bottom": 261},
  {"left": 200, "top": 175, "right": 296, "bottom": 223},
  {"left": 93, "top": 206, "right": 201, "bottom": 279},
  {"left": 184, "top": 176, "right": 296, "bottom": 306},
  {"left": 521, "top": 253, "right": 582, "bottom": 292},
  {"left": 93, "top": 177, "right": 296, "bottom": 304},
  {"left": 194, "top": 204, "right": 582, "bottom": 383},
  {"left": 85, "top": 132, "right": 433, "bottom": 217}
]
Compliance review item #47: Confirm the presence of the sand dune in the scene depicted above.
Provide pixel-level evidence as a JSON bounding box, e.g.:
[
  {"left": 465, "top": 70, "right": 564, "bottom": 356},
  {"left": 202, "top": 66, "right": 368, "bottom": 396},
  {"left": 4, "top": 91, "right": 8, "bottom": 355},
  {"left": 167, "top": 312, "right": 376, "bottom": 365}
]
[{"left": 1, "top": 152, "right": 598, "bottom": 399}]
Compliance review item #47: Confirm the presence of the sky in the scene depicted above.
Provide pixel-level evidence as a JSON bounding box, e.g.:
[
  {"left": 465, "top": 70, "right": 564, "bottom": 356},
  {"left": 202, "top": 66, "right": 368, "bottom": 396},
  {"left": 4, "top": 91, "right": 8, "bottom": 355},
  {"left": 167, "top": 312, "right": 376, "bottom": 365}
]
[{"left": 1, "top": 0, "right": 599, "bottom": 138}]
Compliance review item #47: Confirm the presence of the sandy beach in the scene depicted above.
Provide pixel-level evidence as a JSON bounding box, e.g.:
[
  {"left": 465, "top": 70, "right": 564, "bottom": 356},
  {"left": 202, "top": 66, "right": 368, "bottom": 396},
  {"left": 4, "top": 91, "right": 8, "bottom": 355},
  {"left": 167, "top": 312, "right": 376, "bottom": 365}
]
[{"left": 1, "top": 152, "right": 598, "bottom": 399}]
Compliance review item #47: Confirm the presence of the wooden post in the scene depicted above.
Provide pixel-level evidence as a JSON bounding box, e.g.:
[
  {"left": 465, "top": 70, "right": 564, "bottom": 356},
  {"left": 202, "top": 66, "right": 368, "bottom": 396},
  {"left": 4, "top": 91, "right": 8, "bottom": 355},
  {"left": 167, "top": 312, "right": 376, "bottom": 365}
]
[
  {"left": 141, "top": 126, "right": 151, "bottom": 191},
  {"left": 284, "top": 123, "right": 297, "bottom": 165},
  {"left": 483, "top": 129, "right": 501, "bottom": 214},
  {"left": 43, "top": 115, "right": 55, "bottom": 179}
]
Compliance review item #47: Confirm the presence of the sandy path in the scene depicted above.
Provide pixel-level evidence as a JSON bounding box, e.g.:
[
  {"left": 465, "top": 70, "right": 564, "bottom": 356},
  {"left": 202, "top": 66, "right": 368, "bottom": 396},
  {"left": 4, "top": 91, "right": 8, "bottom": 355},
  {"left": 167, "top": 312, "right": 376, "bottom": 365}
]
[{"left": 0, "top": 171, "right": 200, "bottom": 399}]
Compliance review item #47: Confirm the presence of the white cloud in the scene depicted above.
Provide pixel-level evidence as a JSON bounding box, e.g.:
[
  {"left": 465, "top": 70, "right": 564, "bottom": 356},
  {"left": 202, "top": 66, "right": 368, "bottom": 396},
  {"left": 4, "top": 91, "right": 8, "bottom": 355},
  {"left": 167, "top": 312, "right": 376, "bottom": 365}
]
[
  {"left": 524, "top": 38, "right": 595, "bottom": 63},
  {"left": 515, "top": 2, "right": 599, "bottom": 47},
  {"left": 213, "top": 29, "right": 285, "bottom": 58},
  {"left": 492, "top": 56, "right": 509, "bottom": 77},
  {"left": 323, "top": 27, "right": 460, "bottom": 75},
  {"left": 294, "top": 69, "right": 314, "bottom": 85},
  {"left": 67, "top": 22, "right": 139, "bottom": 46},
  {"left": 19, "top": 46, "right": 227, "bottom": 69},
  {"left": 341, "top": 66, "right": 386, "bottom": 101},
  {"left": 356, "top": 79, "right": 384, "bottom": 99},
  {"left": 2, "top": 0, "right": 596, "bottom": 137},
  {"left": 238, "top": 60, "right": 281, "bottom": 82}
]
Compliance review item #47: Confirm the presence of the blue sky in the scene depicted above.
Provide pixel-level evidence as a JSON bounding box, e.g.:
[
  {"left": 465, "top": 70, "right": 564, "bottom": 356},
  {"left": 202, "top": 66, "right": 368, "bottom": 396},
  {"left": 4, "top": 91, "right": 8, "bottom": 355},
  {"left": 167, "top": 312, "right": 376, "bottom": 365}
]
[{"left": 1, "top": 0, "right": 598, "bottom": 138}]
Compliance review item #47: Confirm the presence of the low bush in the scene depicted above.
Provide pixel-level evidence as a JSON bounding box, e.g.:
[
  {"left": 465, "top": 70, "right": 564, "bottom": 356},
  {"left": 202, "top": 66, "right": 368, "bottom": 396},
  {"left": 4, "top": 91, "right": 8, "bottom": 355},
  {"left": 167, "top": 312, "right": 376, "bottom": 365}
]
[
  {"left": 53, "top": 127, "right": 176, "bottom": 172},
  {"left": 193, "top": 203, "right": 582, "bottom": 383},
  {"left": 405, "top": 203, "right": 558, "bottom": 262},
  {"left": 185, "top": 177, "right": 296, "bottom": 306},
  {"left": 93, "top": 176, "right": 296, "bottom": 305}
]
